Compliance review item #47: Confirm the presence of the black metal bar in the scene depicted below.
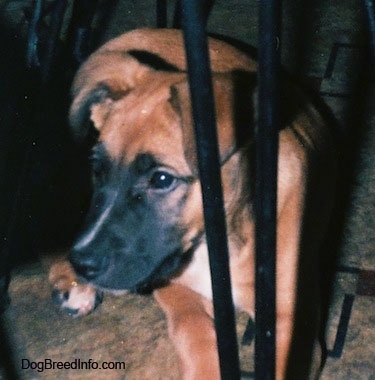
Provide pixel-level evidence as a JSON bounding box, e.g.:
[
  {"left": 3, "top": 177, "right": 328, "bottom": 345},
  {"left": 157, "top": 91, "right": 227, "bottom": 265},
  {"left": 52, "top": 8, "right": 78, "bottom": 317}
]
[
  {"left": 179, "top": 1, "right": 241, "bottom": 379},
  {"left": 327, "top": 294, "right": 355, "bottom": 358},
  {"left": 26, "top": 0, "right": 44, "bottom": 69},
  {"left": 0, "top": 315, "right": 19, "bottom": 379},
  {"left": 156, "top": 0, "right": 168, "bottom": 28},
  {"left": 40, "top": 0, "right": 69, "bottom": 82},
  {"left": 67, "top": 0, "right": 99, "bottom": 66},
  {"left": 173, "top": 0, "right": 181, "bottom": 28},
  {"left": 26, "top": 0, "right": 69, "bottom": 80},
  {"left": 363, "top": 0, "right": 375, "bottom": 60},
  {"left": 255, "top": 1, "right": 281, "bottom": 379},
  {"left": 174, "top": 0, "right": 214, "bottom": 29}
]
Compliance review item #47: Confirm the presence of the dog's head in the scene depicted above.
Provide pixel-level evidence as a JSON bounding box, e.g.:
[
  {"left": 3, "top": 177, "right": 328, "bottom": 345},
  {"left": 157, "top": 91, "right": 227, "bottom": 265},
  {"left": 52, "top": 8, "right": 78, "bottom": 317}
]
[{"left": 69, "top": 32, "right": 256, "bottom": 293}]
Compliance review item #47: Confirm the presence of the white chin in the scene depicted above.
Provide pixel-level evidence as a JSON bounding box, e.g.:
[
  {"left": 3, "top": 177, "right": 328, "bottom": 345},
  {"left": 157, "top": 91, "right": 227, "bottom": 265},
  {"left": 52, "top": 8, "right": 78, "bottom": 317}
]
[{"left": 98, "top": 287, "right": 130, "bottom": 296}]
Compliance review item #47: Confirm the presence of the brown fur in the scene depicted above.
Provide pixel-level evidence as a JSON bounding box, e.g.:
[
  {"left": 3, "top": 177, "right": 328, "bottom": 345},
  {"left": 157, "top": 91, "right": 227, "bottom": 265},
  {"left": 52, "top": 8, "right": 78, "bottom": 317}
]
[{"left": 49, "top": 29, "right": 336, "bottom": 379}]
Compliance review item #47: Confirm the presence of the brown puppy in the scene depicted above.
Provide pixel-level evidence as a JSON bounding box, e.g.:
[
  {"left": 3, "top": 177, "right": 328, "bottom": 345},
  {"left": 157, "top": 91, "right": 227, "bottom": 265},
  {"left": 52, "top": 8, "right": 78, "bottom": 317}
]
[{"left": 50, "top": 28, "right": 337, "bottom": 379}]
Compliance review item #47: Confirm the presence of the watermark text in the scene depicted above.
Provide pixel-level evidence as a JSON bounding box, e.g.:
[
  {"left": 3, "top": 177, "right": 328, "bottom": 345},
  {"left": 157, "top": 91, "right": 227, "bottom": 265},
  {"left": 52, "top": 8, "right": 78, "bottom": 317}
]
[{"left": 21, "top": 358, "right": 126, "bottom": 373}]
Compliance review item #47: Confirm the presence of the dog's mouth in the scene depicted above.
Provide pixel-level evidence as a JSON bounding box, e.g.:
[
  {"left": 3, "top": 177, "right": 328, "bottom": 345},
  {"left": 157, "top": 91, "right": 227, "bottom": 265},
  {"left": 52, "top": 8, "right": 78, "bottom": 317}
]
[
  {"left": 71, "top": 244, "right": 196, "bottom": 295},
  {"left": 71, "top": 225, "right": 204, "bottom": 294},
  {"left": 133, "top": 247, "right": 195, "bottom": 294}
]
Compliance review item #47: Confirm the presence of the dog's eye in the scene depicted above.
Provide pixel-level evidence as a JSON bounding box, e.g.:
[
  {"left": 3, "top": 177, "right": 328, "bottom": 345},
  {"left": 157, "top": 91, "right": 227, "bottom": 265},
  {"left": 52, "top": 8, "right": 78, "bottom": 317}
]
[{"left": 149, "top": 171, "right": 176, "bottom": 190}]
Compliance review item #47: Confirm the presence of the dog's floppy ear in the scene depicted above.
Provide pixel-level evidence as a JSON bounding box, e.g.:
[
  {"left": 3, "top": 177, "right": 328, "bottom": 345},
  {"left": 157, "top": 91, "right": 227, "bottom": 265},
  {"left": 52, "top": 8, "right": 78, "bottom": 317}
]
[
  {"left": 69, "top": 53, "right": 151, "bottom": 142},
  {"left": 170, "top": 71, "right": 257, "bottom": 171}
]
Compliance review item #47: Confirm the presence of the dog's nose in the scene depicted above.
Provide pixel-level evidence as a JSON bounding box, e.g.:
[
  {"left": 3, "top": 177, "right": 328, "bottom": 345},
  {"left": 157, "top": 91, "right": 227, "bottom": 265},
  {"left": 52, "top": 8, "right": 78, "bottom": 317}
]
[{"left": 69, "top": 253, "right": 108, "bottom": 280}]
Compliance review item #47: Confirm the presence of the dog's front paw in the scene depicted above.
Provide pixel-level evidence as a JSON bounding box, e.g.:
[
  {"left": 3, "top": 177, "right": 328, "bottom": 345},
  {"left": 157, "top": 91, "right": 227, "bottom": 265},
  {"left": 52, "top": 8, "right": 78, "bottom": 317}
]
[
  {"left": 52, "top": 282, "right": 103, "bottom": 317},
  {"left": 49, "top": 260, "right": 103, "bottom": 317}
]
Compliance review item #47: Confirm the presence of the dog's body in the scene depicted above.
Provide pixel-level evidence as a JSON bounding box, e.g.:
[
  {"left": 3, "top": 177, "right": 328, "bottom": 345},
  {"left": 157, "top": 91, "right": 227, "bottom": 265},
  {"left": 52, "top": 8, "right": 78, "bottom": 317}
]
[{"left": 49, "top": 29, "right": 337, "bottom": 379}]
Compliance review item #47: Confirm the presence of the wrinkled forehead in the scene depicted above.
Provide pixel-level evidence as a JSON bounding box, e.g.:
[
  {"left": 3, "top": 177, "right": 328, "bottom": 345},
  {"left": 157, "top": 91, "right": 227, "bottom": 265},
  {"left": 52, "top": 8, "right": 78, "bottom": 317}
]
[{"left": 98, "top": 78, "right": 192, "bottom": 176}]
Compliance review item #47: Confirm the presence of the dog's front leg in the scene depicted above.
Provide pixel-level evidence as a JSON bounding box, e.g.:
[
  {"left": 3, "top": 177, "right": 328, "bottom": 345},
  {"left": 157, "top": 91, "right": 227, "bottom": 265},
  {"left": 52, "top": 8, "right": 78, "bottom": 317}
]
[
  {"left": 154, "top": 283, "right": 220, "bottom": 380},
  {"left": 275, "top": 176, "right": 322, "bottom": 380}
]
